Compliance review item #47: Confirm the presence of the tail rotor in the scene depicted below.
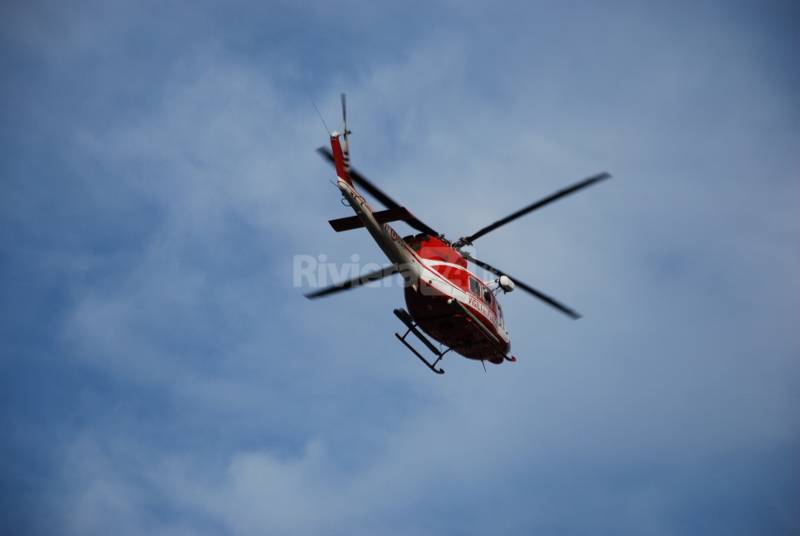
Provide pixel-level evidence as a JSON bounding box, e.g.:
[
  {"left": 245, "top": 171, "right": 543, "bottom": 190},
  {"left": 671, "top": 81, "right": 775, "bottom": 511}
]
[{"left": 341, "top": 93, "right": 351, "bottom": 172}]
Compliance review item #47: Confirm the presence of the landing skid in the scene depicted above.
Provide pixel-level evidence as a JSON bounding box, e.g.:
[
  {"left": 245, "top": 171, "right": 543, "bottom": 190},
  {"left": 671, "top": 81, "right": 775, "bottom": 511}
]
[{"left": 393, "top": 308, "right": 448, "bottom": 374}]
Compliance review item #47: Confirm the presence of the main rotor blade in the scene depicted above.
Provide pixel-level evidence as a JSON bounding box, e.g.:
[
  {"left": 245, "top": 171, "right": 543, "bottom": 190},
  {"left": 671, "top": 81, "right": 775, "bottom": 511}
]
[
  {"left": 458, "top": 172, "right": 611, "bottom": 245},
  {"left": 316, "top": 147, "right": 442, "bottom": 238},
  {"left": 305, "top": 264, "right": 399, "bottom": 299},
  {"left": 464, "top": 253, "right": 581, "bottom": 319}
]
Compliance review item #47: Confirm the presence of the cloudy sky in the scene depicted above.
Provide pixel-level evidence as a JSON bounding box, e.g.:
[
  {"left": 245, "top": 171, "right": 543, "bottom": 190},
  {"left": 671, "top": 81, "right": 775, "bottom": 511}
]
[{"left": 2, "top": 1, "right": 798, "bottom": 534}]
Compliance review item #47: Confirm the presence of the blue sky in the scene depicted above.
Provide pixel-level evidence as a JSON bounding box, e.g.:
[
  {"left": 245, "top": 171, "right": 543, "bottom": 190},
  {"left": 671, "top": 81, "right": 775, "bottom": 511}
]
[{"left": 1, "top": 1, "right": 799, "bottom": 534}]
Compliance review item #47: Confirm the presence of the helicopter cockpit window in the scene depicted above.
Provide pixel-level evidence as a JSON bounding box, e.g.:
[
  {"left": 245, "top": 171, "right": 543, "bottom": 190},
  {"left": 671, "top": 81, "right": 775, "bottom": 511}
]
[
  {"left": 403, "top": 234, "right": 424, "bottom": 252},
  {"left": 497, "top": 303, "right": 505, "bottom": 327},
  {"left": 483, "top": 288, "right": 492, "bottom": 304},
  {"left": 468, "top": 277, "right": 481, "bottom": 297}
]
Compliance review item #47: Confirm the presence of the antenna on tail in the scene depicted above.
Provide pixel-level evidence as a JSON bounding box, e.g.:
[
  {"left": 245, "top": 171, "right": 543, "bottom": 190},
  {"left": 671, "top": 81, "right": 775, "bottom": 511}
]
[{"left": 312, "top": 100, "right": 332, "bottom": 136}]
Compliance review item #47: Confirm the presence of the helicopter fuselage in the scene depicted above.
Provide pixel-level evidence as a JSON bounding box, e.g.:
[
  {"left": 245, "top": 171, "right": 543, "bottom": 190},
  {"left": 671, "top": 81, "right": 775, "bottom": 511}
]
[{"left": 335, "top": 162, "right": 512, "bottom": 364}]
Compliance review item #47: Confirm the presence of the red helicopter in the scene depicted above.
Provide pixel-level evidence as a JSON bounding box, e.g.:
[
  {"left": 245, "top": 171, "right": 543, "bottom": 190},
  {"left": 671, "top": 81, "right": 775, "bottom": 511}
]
[{"left": 307, "top": 95, "right": 610, "bottom": 374}]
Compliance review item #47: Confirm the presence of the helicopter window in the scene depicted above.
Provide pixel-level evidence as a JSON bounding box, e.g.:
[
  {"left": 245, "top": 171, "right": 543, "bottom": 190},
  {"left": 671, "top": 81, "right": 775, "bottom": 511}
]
[
  {"left": 468, "top": 277, "right": 481, "bottom": 297},
  {"left": 403, "top": 234, "right": 423, "bottom": 252},
  {"left": 483, "top": 288, "right": 492, "bottom": 304},
  {"left": 497, "top": 303, "right": 504, "bottom": 327}
]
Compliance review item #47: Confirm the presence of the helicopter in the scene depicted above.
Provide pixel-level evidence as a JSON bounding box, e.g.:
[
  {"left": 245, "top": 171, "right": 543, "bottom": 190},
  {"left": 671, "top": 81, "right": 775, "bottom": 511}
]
[{"left": 307, "top": 95, "right": 611, "bottom": 374}]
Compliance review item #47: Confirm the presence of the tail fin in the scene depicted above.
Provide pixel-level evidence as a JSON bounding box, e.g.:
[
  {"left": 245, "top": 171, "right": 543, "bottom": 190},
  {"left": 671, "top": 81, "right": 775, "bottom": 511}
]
[{"left": 330, "top": 135, "right": 353, "bottom": 186}]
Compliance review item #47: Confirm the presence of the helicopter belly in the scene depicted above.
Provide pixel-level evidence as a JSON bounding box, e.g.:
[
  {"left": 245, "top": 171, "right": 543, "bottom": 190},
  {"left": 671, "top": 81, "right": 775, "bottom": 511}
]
[{"left": 404, "top": 285, "right": 509, "bottom": 364}]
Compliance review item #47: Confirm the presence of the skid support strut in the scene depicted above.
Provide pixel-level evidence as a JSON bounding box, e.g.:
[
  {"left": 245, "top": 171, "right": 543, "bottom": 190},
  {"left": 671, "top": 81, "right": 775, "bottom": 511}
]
[{"left": 393, "top": 309, "right": 448, "bottom": 374}]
